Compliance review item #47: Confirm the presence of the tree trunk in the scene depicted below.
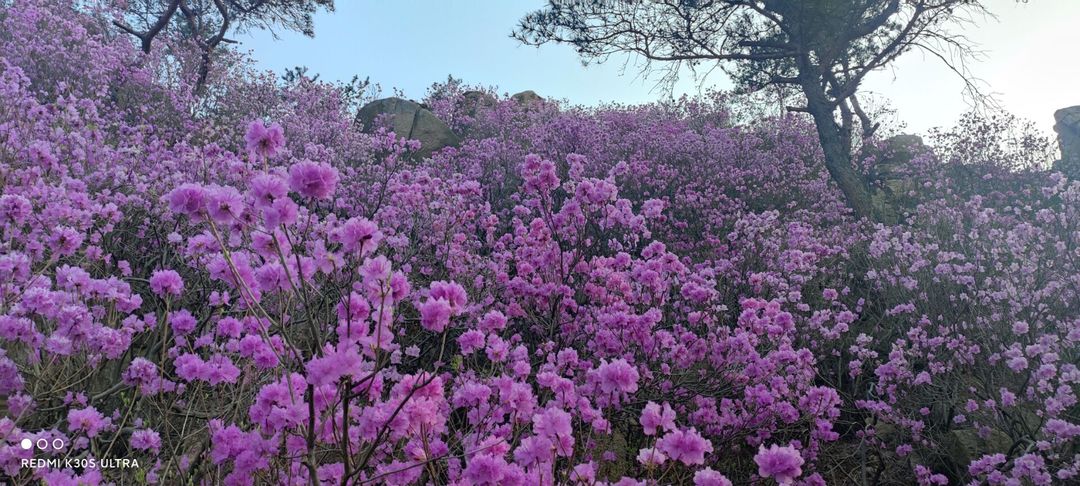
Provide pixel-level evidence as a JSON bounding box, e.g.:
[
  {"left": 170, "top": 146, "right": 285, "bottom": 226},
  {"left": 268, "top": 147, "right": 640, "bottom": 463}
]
[
  {"left": 812, "top": 109, "right": 876, "bottom": 220},
  {"left": 802, "top": 82, "right": 877, "bottom": 221}
]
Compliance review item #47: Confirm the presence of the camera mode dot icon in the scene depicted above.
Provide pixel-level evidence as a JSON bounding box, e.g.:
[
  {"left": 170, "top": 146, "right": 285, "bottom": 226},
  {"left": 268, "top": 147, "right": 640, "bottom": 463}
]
[{"left": 20, "top": 439, "right": 32, "bottom": 450}]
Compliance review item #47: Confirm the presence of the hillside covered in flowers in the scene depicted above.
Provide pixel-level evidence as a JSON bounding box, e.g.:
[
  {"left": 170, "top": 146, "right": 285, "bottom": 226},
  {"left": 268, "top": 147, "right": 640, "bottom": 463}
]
[{"left": 0, "top": 1, "right": 1078, "bottom": 485}]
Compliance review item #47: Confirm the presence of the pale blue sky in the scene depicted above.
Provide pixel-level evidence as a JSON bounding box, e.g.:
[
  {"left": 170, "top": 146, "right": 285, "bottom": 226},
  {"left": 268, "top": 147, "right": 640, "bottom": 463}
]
[{"left": 239, "top": 0, "right": 1080, "bottom": 135}]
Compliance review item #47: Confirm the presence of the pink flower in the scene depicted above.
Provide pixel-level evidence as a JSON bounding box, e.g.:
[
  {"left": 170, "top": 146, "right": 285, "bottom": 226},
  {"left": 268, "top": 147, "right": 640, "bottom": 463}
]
[
  {"left": 245, "top": 120, "right": 285, "bottom": 158},
  {"left": 636, "top": 447, "right": 666, "bottom": 467},
  {"left": 306, "top": 346, "right": 364, "bottom": 386},
  {"left": 360, "top": 255, "right": 393, "bottom": 284},
  {"left": 206, "top": 185, "right": 245, "bottom": 223},
  {"left": 419, "top": 298, "right": 452, "bottom": 332},
  {"left": 68, "top": 406, "right": 110, "bottom": 438},
  {"left": 457, "top": 329, "right": 486, "bottom": 355},
  {"left": 570, "top": 462, "right": 596, "bottom": 483},
  {"left": 533, "top": 407, "right": 573, "bottom": 444},
  {"left": 169, "top": 309, "right": 197, "bottom": 336},
  {"left": 288, "top": 160, "right": 339, "bottom": 199},
  {"left": 166, "top": 183, "right": 208, "bottom": 217},
  {"left": 130, "top": 429, "right": 162, "bottom": 454},
  {"left": 597, "top": 358, "right": 639, "bottom": 394},
  {"left": 754, "top": 444, "right": 804, "bottom": 485},
  {"left": 336, "top": 292, "right": 371, "bottom": 323},
  {"left": 149, "top": 269, "right": 184, "bottom": 296},
  {"left": 640, "top": 401, "right": 676, "bottom": 435},
  {"left": 428, "top": 280, "right": 468, "bottom": 313},
  {"left": 0, "top": 194, "right": 32, "bottom": 224},
  {"left": 514, "top": 435, "right": 553, "bottom": 466},
  {"left": 531, "top": 408, "right": 574, "bottom": 457},
  {"left": 657, "top": 428, "right": 712, "bottom": 466},
  {"left": 694, "top": 468, "right": 733, "bottom": 486},
  {"left": 249, "top": 173, "right": 289, "bottom": 208},
  {"left": 463, "top": 454, "right": 514, "bottom": 485},
  {"left": 333, "top": 217, "right": 382, "bottom": 255}
]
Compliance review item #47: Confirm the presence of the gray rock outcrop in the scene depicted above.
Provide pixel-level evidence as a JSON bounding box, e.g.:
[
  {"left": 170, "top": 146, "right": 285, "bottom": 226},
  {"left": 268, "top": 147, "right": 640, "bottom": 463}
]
[
  {"left": 459, "top": 90, "right": 497, "bottom": 116},
  {"left": 510, "top": 90, "right": 543, "bottom": 108},
  {"left": 1054, "top": 106, "right": 1080, "bottom": 179},
  {"left": 355, "top": 97, "right": 460, "bottom": 158},
  {"left": 867, "top": 134, "right": 928, "bottom": 223}
]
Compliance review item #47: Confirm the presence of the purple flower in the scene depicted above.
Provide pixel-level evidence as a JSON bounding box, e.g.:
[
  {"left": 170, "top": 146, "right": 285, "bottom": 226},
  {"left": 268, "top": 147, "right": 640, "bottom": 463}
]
[
  {"left": 166, "top": 183, "right": 208, "bottom": 217},
  {"left": 206, "top": 185, "right": 245, "bottom": 223},
  {"left": 130, "top": 428, "right": 162, "bottom": 454},
  {"left": 419, "top": 298, "right": 452, "bottom": 332},
  {"left": 457, "top": 329, "right": 486, "bottom": 355},
  {"left": 68, "top": 406, "right": 110, "bottom": 438},
  {"left": 463, "top": 454, "right": 512, "bottom": 485},
  {"left": 478, "top": 310, "right": 507, "bottom": 332},
  {"left": 694, "top": 468, "right": 733, "bottom": 486},
  {"left": 333, "top": 217, "right": 382, "bottom": 255},
  {"left": 657, "top": 428, "right": 713, "bottom": 466},
  {"left": 533, "top": 407, "right": 574, "bottom": 456},
  {"left": 48, "top": 226, "right": 83, "bottom": 256},
  {"left": 0, "top": 194, "right": 32, "bottom": 224},
  {"left": 245, "top": 120, "right": 285, "bottom": 158},
  {"left": 174, "top": 353, "right": 207, "bottom": 382},
  {"left": 640, "top": 401, "right": 676, "bottom": 435},
  {"left": 636, "top": 447, "right": 666, "bottom": 467},
  {"left": 169, "top": 309, "right": 197, "bottom": 336},
  {"left": 428, "top": 280, "right": 468, "bottom": 313},
  {"left": 149, "top": 269, "right": 184, "bottom": 297},
  {"left": 754, "top": 444, "right": 805, "bottom": 485},
  {"left": 249, "top": 172, "right": 289, "bottom": 208},
  {"left": 596, "top": 358, "right": 639, "bottom": 394},
  {"left": 336, "top": 292, "right": 371, "bottom": 323},
  {"left": 513, "top": 435, "right": 553, "bottom": 466},
  {"left": 305, "top": 346, "right": 364, "bottom": 386},
  {"left": 288, "top": 160, "right": 339, "bottom": 199}
]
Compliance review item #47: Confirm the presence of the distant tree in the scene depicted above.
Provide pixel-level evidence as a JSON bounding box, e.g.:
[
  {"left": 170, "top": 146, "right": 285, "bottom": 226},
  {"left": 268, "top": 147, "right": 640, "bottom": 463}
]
[
  {"left": 515, "top": 0, "right": 992, "bottom": 220},
  {"left": 930, "top": 110, "right": 1056, "bottom": 171},
  {"left": 114, "top": 0, "right": 334, "bottom": 92},
  {"left": 425, "top": 74, "right": 467, "bottom": 103},
  {"left": 282, "top": 66, "right": 380, "bottom": 114}
]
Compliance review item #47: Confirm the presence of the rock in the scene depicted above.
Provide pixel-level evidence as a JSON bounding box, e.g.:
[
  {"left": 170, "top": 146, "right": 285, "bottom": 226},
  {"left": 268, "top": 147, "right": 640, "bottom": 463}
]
[
  {"left": 1053, "top": 106, "right": 1080, "bottom": 179},
  {"left": 940, "top": 428, "right": 1012, "bottom": 472},
  {"left": 866, "top": 134, "right": 928, "bottom": 223},
  {"left": 355, "top": 97, "right": 460, "bottom": 158},
  {"left": 510, "top": 90, "right": 543, "bottom": 107},
  {"left": 457, "top": 90, "right": 497, "bottom": 117},
  {"left": 869, "top": 134, "right": 927, "bottom": 180}
]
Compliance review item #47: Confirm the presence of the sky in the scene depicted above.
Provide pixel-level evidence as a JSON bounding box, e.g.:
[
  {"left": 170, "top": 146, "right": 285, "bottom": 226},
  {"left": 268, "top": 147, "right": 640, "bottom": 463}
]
[{"left": 238, "top": 0, "right": 1080, "bottom": 136}]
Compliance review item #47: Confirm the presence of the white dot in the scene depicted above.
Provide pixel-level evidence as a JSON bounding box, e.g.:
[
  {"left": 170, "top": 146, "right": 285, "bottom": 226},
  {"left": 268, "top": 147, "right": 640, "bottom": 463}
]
[{"left": 20, "top": 438, "right": 32, "bottom": 450}]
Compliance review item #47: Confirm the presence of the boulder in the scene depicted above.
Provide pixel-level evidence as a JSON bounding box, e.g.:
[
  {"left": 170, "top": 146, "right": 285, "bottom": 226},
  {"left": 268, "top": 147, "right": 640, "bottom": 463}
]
[
  {"left": 355, "top": 97, "right": 460, "bottom": 158},
  {"left": 867, "top": 134, "right": 928, "bottom": 223},
  {"left": 457, "top": 90, "right": 497, "bottom": 117},
  {"left": 940, "top": 428, "right": 1012, "bottom": 474},
  {"left": 869, "top": 134, "right": 927, "bottom": 180},
  {"left": 510, "top": 90, "right": 543, "bottom": 107},
  {"left": 1053, "top": 105, "right": 1080, "bottom": 179}
]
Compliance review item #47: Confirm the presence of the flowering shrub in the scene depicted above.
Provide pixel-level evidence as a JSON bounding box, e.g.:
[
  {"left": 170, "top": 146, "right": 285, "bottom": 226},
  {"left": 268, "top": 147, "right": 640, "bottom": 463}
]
[{"left": 1, "top": 1, "right": 1079, "bottom": 485}]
